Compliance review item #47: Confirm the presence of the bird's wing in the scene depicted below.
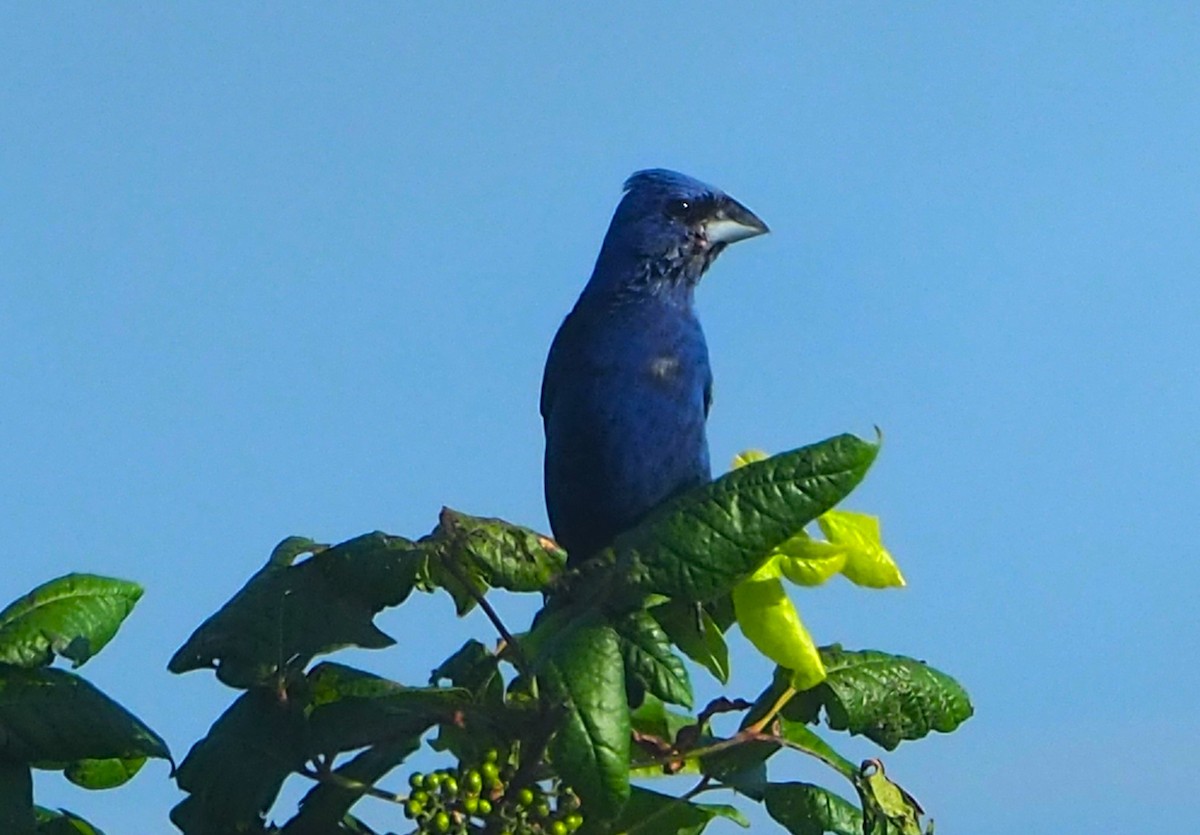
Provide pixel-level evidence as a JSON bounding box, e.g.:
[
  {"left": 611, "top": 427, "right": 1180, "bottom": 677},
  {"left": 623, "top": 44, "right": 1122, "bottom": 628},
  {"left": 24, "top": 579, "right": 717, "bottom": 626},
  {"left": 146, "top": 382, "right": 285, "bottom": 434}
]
[{"left": 540, "top": 309, "right": 580, "bottom": 423}]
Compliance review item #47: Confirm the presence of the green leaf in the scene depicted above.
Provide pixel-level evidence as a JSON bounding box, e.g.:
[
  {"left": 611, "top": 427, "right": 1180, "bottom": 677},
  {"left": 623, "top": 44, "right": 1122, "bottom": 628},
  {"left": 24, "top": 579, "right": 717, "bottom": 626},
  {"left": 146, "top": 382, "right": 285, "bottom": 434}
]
[
  {"left": 786, "top": 647, "right": 973, "bottom": 750},
  {"left": 282, "top": 741, "right": 418, "bottom": 835},
  {"left": 170, "top": 687, "right": 306, "bottom": 835},
  {"left": 63, "top": 756, "right": 145, "bottom": 789},
  {"left": 0, "top": 761, "right": 34, "bottom": 835},
  {"left": 854, "top": 761, "right": 926, "bottom": 835},
  {"left": 536, "top": 615, "right": 630, "bottom": 824},
  {"left": 629, "top": 694, "right": 696, "bottom": 750},
  {"left": 169, "top": 532, "right": 421, "bottom": 688},
  {"left": 0, "top": 666, "right": 169, "bottom": 766},
  {"left": 778, "top": 720, "right": 857, "bottom": 780},
  {"left": 764, "top": 782, "right": 863, "bottom": 835},
  {"left": 0, "top": 575, "right": 141, "bottom": 669},
  {"left": 652, "top": 601, "right": 730, "bottom": 684},
  {"left": 425, "top": 508, "right": 566, "bottom": 606},
  {"left": 34, "top": 807, "right": 106, "bottom": 835},
  {"left": 614, "top": 610, "right": 692, "bottom": 708},
  {"left": 609, "top": 786, "right": 748, "bottom": 834},
  {"left": 616, "top": 434, "right": 879, "bottom": 603},
  {"left": 305, "top": 662, "right": 468, "bottom": 755}
]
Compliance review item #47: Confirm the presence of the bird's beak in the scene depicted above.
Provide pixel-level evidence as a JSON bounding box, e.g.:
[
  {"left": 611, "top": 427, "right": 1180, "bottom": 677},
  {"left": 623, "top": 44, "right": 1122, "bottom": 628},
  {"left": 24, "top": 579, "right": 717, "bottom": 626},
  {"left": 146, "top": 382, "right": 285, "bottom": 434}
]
[{"left": 703, "top": 196, "right": 770, "bottom": 245}]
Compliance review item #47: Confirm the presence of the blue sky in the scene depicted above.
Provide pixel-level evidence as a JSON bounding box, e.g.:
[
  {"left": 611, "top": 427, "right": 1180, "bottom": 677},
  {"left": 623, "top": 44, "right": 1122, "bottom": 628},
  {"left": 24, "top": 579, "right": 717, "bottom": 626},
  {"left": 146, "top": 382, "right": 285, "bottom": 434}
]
[{"left": 3, "top": 4, "right": 1197, "bottom": 833}]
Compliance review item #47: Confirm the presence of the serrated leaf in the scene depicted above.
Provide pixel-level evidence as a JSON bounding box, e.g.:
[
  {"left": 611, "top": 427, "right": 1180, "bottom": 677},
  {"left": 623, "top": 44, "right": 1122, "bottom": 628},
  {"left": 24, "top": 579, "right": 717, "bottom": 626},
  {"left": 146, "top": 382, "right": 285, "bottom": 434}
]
[
  {"left": 0, "top": 666, "right": 169, "bottom": 767},
  {"left": 610, "top": 786, "right": 748, "bottom": 834},
  {"left": 0, "top": 575, "right": 141, "bottom": 669},
  {"left": 63, "top": 755, "right": 145, "bottom": 789},
  {"left": 652, "top": 601, "right": 730, "bottom": 685},
  {"left": 616, "top": 434, "right": 879, "bottom": 603},
  {"left": 786, "top": 647, "right": 973, "bottom": 750},
  {"left": 765, "top": 781, "right": 863, "bottom": 835},
  {"left": 170, "top": 687, "right": 306, "bottom": 835},
  {"left": 426, "top": 508, "right": 566, "bottom": 601},
  {"left": 817, "top": 511, "right": 904, "bottom": 589},
  {"left": 0, "top": 760, "right": 34, "bottom": 835},
  {"left": 536, "top": 614, "right": 630, "bottom": 824},
  {"left": 169, "top": 533, "right": 421, "bottom": 688},
  {"left": 305, "top": 662, "right": 468, "bottom": 755},
  {"left": 614, "top": 611, "right": 692, "bottom": 708},
  {"left": 733, "top": 560, "right": 825, "bottom": 690}
]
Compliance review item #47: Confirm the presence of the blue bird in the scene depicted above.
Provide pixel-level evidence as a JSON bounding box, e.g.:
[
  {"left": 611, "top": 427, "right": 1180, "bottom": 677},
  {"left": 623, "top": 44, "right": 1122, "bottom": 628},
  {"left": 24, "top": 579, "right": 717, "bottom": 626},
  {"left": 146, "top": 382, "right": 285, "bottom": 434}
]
[{"left": 541, "top": 169, "right": 769, "bottom": 564}]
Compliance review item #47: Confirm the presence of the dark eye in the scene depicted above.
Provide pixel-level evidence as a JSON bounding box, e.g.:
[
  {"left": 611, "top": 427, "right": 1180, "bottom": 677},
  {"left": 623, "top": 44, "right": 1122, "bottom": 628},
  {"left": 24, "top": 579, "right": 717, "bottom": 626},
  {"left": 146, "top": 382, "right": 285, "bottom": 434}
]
[{"left": 665, "top": 198, "right": 692, "bottom": 220}]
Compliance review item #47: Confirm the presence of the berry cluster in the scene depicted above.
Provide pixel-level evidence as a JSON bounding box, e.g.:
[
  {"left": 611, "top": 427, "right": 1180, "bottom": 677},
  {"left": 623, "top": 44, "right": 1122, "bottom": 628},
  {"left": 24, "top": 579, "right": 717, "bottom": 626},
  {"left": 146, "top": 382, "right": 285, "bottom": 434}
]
[{"left": 403, "top": 752, "right": 584, "bottom": 834}]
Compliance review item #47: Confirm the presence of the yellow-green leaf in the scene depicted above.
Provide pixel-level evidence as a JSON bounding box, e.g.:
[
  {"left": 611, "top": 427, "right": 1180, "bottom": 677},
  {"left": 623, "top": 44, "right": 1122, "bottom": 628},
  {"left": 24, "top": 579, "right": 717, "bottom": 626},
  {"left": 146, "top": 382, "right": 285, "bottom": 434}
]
[
  {"left": 731, "top": 449, "right": 768, "bottom": 469},
  {"left": 731, "top": 560, "right": 825, "bottom": 690},
  {"left": 817, "top": 511, "right": 905, "bottom": 589},
  {"left": 775, "top": 533, "right": 849, "bottom": 587}
]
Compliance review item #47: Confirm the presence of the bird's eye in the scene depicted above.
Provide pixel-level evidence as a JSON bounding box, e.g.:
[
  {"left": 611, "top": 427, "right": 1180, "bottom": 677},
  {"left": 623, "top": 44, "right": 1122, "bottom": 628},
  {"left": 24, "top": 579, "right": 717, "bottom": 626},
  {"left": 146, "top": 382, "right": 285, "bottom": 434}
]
[{"left": 665, "top": 198, "right": 691, "bottom": 220}]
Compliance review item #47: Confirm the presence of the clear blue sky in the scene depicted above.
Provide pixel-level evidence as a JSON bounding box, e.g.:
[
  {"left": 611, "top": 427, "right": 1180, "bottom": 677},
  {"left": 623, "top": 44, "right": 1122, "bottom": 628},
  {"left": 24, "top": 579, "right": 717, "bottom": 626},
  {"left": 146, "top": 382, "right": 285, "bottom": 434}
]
[{"left": 3, "top": 5, "right": 1197, "bottom": 833}]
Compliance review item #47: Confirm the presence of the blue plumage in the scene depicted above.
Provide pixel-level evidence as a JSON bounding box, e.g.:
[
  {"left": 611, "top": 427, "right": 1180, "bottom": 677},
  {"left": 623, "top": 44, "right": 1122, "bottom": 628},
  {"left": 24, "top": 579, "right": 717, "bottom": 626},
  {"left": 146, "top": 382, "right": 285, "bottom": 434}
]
[{"left": 541, "top": 170, "right": 768, "bottom": 563}]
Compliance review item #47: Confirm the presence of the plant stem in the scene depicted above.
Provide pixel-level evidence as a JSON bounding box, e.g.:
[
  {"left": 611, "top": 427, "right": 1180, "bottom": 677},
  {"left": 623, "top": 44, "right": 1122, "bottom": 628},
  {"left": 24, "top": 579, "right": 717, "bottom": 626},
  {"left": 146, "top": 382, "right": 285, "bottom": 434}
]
[{"left": 745, "top": 684, "right": 796, "bottom": 734}]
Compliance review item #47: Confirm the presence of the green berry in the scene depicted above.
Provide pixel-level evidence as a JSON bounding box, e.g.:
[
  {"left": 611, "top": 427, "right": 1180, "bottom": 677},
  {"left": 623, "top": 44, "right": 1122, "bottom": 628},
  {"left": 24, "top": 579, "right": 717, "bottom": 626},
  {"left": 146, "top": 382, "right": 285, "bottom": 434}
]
[
  {"left": 441, "top": 775, "right": 459, "bottom": 797},
  {"left": 435, "top": 810, "right": 451, "bottom": 832},
  {"left": 481, "top": 761, "right": 500, "bottom": 781},
  {"left": 536, "top": 802, "right": 551, "bottom": 820},
  {"left": 409, "top": 772, "right": 425, "bottom": 790},
  {"left": 465, "top": 769, "right": 483, "bottom": 795},
  {"left": 551, "top": 821, "right": 569, "bottom": 835},
  {"left": 477, "top": 798, "right": 493, "bottom": 816},
  {"left": 426, "top": 772, "right": 443, "bottom": 789},
  {"left": 404, "top": 799, "right": 423, "bottom": 819},
  {"left": 463, "top": 796, "right": 479, "bottom": 815},
  {"left": 411, "top": 790, "right": 429, "bottom": 805},
  {"left": 517, "top": 787, "right": 535, "bottom": 807},
  {"left": 565, "top": 812, "right": 583, "bottom": 831}
]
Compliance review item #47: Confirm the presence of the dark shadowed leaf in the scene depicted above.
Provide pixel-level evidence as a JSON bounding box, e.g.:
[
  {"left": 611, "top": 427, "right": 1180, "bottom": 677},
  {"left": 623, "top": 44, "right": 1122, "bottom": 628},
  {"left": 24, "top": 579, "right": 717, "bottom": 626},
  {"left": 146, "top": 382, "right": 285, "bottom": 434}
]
[
  {"left": 305, "top": 662, "right": 468, "bottom": 755},
  {"left": 535, "top": 613, "right": 630, "bottom": 824},
  {"left": 616, "top": 435, "right": 879, "bottom": 602},
  {"left": 0, "top": 761, "right": 34, "bottom": 835},
  {"left": 170, "top": 687, "right": 306, "bottom": 835},
  {"left": 0, "top": 575, "right": 141, "bottom": 669},
  {"left": 282, "top": 741, "right": 417, "bottom": 835},
  {"left": 34, "top": 807, "right": 106, "bottom": 835},
  {"left": 786, "top": 647, "right": 973, "bottom": 750},
  {"left": 429, "top": 639, "right": 501, "bottom": 695},
  {"left": 609, "top": 786, "right": 748, "bottom": 834},
  {"left": 168, "top": 533, "right": 421, "bottom": 688},
  {"left": 614, "top": 610, "right": 692, "bottom": 708},
  {"left": 653, "top": 601, "right": 730, "bottom": 684},
  {"left": 0, "top": 666, "right": 169, "bottom": 767},
  {"left": 765, "top": 781, "right": 863, "bottom": 835},
  {"left": 629, "top": 694, "right": 696, "bottom": 751}
]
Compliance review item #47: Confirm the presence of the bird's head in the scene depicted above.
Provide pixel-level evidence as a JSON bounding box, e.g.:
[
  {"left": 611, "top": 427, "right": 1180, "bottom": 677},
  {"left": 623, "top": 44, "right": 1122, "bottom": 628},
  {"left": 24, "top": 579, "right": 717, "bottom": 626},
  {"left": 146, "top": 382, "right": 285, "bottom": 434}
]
[{"left": 591, "top": 169, "right": 769, "bottom": 296}]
